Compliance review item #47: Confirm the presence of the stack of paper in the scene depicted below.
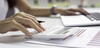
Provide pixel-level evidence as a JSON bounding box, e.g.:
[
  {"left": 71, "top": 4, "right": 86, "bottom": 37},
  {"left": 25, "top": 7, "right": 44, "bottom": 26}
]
[{"left": 26, "top": 27, "right": 100, "bottom": 47}]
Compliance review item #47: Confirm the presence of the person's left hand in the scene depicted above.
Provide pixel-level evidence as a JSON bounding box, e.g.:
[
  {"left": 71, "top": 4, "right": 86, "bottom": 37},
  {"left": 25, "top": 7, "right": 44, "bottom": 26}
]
[
  {"left": 55, "top": 8, "right": 90, "bottom": 16},
  {"left": 0, "top": 12, "right": 45, "bottom": 37}
]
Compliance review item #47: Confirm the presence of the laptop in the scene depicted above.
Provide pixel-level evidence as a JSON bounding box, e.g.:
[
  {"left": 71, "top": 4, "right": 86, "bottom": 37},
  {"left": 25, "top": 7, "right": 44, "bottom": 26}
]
[{"left": 61, "top": 12, "right": 100, "bottom": 27}]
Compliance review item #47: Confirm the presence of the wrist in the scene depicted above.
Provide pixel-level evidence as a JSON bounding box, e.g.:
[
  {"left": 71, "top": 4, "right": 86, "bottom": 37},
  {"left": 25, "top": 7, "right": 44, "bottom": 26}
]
[
  {"left": 55, "top": 8, "right": 65, "bottom": 15},
  {"left": 50, "top": 7, "right": 57, "bottom": 15},
  {"left": 54, "top": 8, "right": 65, "bottom": 15},
  {"left": 50, "top": 7, "right": 64, "bottom": 15}
]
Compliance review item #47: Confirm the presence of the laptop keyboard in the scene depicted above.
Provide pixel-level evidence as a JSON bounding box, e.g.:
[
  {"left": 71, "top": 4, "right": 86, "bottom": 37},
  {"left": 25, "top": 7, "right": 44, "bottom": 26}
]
[{"left": 87, "top": 13, "right": 100, "bottom": 20}]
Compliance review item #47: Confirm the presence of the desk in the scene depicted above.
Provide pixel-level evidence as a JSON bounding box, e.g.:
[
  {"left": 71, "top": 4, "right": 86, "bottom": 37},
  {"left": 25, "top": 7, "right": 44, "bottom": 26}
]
[{"left": 0, "top": 17, "right": 100, "bottom": 48}]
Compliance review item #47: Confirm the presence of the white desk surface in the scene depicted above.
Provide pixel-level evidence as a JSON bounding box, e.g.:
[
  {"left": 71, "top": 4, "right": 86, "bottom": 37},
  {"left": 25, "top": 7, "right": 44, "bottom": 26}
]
[
  {"left": 1, "top": 7, "right": 100, "bottom": 48},
  {"left": 0, "top": 17, "right": 100, "bottom": 48}
]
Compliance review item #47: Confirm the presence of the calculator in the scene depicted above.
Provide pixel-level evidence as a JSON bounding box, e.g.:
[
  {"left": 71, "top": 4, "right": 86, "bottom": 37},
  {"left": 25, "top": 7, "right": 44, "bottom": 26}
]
[{"left": 32, "top": 26, "right": 79, "bottom": 40}]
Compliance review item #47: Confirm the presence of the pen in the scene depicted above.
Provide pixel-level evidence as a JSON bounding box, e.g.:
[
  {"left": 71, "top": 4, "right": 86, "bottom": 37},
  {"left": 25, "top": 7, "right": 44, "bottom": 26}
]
[{"left": 38, "top": 20, "right": 45, "bottom": 23}]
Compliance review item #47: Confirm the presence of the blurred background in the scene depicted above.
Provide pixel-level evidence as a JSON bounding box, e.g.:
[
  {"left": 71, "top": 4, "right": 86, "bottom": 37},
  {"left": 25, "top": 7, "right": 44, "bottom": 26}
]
[{"left": 27, "top": 0, "right": 100, "bottom": 8}]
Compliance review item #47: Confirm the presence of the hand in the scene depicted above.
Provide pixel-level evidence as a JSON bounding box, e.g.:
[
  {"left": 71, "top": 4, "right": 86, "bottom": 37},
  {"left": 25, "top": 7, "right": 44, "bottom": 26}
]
[
  {"left": 55, "top": 8, "right": 90, "bottom": 16},
  {"left": 0, "top": 12, "right": 45, "bottom": 37}
]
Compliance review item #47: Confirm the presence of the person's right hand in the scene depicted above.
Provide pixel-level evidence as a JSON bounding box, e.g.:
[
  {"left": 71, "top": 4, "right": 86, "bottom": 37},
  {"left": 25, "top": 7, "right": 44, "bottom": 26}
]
[
  {"left": 0, "top": 12, "right": 45, "bottom": 37},
  {"left": 55, "top": 8, "right": 90, "bottom": 16}
]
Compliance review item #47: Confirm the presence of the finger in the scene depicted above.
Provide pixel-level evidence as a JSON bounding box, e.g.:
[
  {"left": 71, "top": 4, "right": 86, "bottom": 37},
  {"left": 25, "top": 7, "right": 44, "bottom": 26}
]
[
  {"left": 10, "top": 28, "right": 18, "bottom": 31},
  {"left": 79, "top": 8, "right": 90, "bottom": 15},
  {"left": 15, "top": 12, "right": 45, "bottom": 31},
  {"left": 9, "top": 19, "right": 32, "bottom": 36},
  {"left": 21, "top": 23, "right": 32, "bottom": 28},
  {"left": 14, "top": 16, "right": 44, "bottom": 32},
  {"left": 67, "top": 8, "right": 90, "bottom": 15},
  {"left": 25, "top": 14, "right": 45, "bottom": 31}
]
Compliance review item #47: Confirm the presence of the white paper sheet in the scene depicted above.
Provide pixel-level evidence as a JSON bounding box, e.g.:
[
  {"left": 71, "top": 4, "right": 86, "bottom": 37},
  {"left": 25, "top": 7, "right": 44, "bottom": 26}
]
[
  {"left": 26, "top": 28, "right": 100, "bottom": 47},
  {"left": 88, "top": 31, "right": 100, "bottom": 46},
  {"left": 0, "top": 43, "right": 29, "bottom": 48}
]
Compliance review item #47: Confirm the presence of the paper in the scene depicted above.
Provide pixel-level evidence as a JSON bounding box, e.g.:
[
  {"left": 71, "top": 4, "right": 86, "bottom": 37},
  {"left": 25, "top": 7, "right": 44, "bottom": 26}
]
[
  {"left": 0, "top": 43, "right": 29, "bottom": 48},
  {"left": 26, "top": 28, "right": 100, "bottom": 47},
  {"left": 88, "top": 31, "right": 100, "bottom": 46}
]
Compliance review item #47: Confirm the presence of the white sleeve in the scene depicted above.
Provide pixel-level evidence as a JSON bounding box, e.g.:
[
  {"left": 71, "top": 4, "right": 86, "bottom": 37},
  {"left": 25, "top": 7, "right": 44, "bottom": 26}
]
[{"left": 0, "top": 0, "right": 8, "bottom": 20}]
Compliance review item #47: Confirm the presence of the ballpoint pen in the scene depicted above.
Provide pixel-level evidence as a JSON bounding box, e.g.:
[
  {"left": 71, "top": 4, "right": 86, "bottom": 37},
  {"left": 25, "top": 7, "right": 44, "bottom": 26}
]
[{"left": 38, "top": 20, "right": 45, "bottom": 23}]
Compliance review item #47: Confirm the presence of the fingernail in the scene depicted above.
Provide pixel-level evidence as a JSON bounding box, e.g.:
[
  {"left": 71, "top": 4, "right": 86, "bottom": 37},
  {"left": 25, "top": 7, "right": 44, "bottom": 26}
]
[{"left": 38, "top": 29, "right": 44, "bottom": 33}]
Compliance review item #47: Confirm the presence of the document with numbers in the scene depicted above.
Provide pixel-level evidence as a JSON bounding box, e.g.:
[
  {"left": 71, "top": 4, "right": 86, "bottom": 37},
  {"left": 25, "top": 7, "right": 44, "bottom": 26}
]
[
  {"left": 26, "top": 27, "right": 100, "bottom": 47},
  {"left": 88, "top": 31, "right": 100, "bottom": 46}
]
